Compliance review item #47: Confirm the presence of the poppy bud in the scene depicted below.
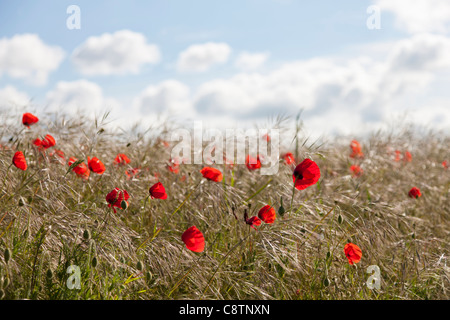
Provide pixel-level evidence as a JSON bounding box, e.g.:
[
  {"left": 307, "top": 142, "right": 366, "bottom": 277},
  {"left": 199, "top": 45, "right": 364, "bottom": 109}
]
[
  {"left": 83, "top": 229, "right": 91, "bottom": 240},
  {"left": 323, "top": 277, "right": 330, "bottom": 287},
  {"left": 4, "top": 248, "right": 11, "bottom": 264},
  {"left": 120, "top": 256, "right": 126, "bottom": 264},
  {"left": 121, "top": 200, "right": 128, "bottom": 210},
  {"left": 92, "top": 256, "right": 98, "bottom": 268},
  {"left": 146, "top": 271, "right": 153, "bottom": 282},
  {"left": 338, "top": 214, "right": 343, "bottom": 224},
  {"left": 46, "top": 268, "right": 53, "bottom": 279},
  {"left": 136, "top": 260, "right": 143, "bottom": 271},
  {"left": 278, "top": 198, "right": 285, "bottom": 216},
  {"left": 326, "top": 251, "right": 331, "bottom": 260},
  {"left": 18, "top": 197, "right": 25, "bottom": 206},
  {"left": 23, "top": 228, "right": 29, "bottom": 239}
]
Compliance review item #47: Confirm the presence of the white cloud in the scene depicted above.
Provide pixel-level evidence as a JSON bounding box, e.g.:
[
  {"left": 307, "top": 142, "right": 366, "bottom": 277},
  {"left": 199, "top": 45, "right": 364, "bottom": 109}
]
[
  {"left": 234, "top": 52, "right": 270, "bottom": 71},
  {"left": 187, "top": 33, "right": 450, "bottom": 137},
  {"left": 0, "top": 85, "right": 30, "bottom": 109},
  {"left": 375, "top": 0, "right": 450, "bottom": 34},
  {"left": 45, "top": 80, "right": 121, "bottom": 116},
  {"left": 134, "top": 80, "right": 193, "bottom": 115},
  {"left": 176, "top": 42, "right": 231, "bottom": 72},
  {"left": 0, "top": 34, "right": 65, "bottom": 86},
  {"left": 407, "top": 103, "right": 450, "bottom": 130},
  {"left": 388, "top": 33, "right": 450, "bottom": 72},
  {"left": 71, "top": 30, "right": 161, "bottom": 76}
]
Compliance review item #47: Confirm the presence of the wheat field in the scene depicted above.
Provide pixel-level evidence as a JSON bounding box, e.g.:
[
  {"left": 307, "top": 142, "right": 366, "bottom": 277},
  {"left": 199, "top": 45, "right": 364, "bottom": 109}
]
[{"left": 0, "top": 108, "right": 448, "bottom": 300}]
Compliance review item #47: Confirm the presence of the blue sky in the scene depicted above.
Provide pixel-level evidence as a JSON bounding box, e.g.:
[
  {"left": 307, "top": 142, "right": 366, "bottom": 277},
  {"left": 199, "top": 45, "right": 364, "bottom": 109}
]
[{"left": 1, "top": 0, "right": 450, "bottom": 137}]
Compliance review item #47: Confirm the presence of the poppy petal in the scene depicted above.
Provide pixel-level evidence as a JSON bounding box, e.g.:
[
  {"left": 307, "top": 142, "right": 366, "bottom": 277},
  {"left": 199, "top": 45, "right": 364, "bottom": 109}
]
[
  {"left": 182, "top": 226, "right": 205, "bottom": 252},
  {"left": 88, "top": 156, "right": 105, "bottom": 174},
  {"left": 22, "top": 113, "right": 39, "bottom": 128},
  {"left": 258, "top": 205, "right": 276, "bottom": 224},
  {"left": 149, "top": 182, "right": 168, "bottom": 200},
  {"left": 292, "top": 159, "right": 321, "bottom": 190},
  {"left": 344, "top": 243, "right": 362, "bottom": 265},
  {"left": 200, "top": 167, "right": 223, "bottom": 182},
  {"left": 13, "top": 151, "right": 27, "bottom": 170}
]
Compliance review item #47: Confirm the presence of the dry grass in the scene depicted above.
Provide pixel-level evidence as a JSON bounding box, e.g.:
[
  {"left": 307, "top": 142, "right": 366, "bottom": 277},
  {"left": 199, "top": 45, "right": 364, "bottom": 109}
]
[{"left": 0, "top": 108, "right": 448, "bottom": 300}]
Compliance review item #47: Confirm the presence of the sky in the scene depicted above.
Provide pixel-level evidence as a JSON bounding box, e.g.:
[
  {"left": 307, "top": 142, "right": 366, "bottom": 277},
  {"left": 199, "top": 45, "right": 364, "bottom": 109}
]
[{"left": 1, "top": 0, "right": 450, "bottom": 139}]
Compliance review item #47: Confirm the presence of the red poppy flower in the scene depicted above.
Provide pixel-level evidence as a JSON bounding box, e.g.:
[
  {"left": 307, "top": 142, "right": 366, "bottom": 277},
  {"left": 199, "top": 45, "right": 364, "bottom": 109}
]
[
  {"left": 350, "top": 140, "right": 364, "bottom": 158},
  {"left": 42, "top": 134, "right": 56, "bottom": 149},
  {"left": 50, "top": 149, "right": 64, "bottom": 158},
  {"left": 88, "top": 156, "right": 105, "bottom": 175},
  {"left": 114, "top": 153, "right": 130, "bottom": 165},
  {"left": 168, "top": 163, "right": 179, "bottom": 174},
  {"left": 125, "top": 167, "right": 140, "bottom": 179},
  {"left": 245, "top": 216, "right": 262, "bottom": 230},
  {"left": 262, "top": 133, "right": 270, "bottom": 142},
  {"left": 292, "top": 158, "right": 321, "bottom": 190},
  {"left": 68, "top": 157, "right": 90, "bottom": 179},
  {"left": 394, "top": 150, "right": 401, "bottom": 162},
  {"left": 33, "top": 134, "right": 56, "bottom": 150},
  {"left": 33, "top": 138, "right": 43, "bottom": 149},
  {"left": 408, "top": 187, "right": 421, "bottom": 199},
  {"left": 200, "top": 167, "right": 223, "bottom": 182},
  {"left": 344, "top": 243, "right": 362, "bottom": 265},
  {"left": 167, "top": 159, "right": 180, "bottom": 174},
  {"left": 22, "top": 113, "right": 39, "bottom": 128},
  {"left": 246, "top": 155, "right": 262, "bottom": 170},
  {"left": 49, "top": 149, "right": 65, "bottom": 164},
  {"left": 258, "top": 205, "right": 276, "bottom": 224},
  {"left": 350, "top": 165, "right": 363, "bottom": 177},
  {"left": 13, "top": 151, "right": 27, "bottom": 171},
  {"left": 443, "top": 160, "right": 448, "bottom": 169},
  {"left": 404, "top": 151, "right": 412, "bottom": 162},
  {"left": 106, "top": 187, "right": 130, "bottom": 213},
  {"left": 283, "top": 152, "right": 295, "bottom": 165},
  {"left": 149, "top": 182, "right": 167, "bottom": 200},
  {"left": 181, "top": 226, "right": 205, "bottom": 252}
]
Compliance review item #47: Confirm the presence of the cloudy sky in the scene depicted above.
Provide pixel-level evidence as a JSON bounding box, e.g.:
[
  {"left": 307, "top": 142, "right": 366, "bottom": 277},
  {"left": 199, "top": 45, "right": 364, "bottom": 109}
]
[{"left": 1, "top": 0, "right": 450, "bottom": 138}]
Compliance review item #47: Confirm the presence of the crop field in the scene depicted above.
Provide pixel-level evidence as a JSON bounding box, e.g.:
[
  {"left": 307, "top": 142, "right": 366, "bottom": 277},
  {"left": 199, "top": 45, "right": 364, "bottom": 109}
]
[{"left": 0, "top": 109, "right": 449, "bottom": 300}]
